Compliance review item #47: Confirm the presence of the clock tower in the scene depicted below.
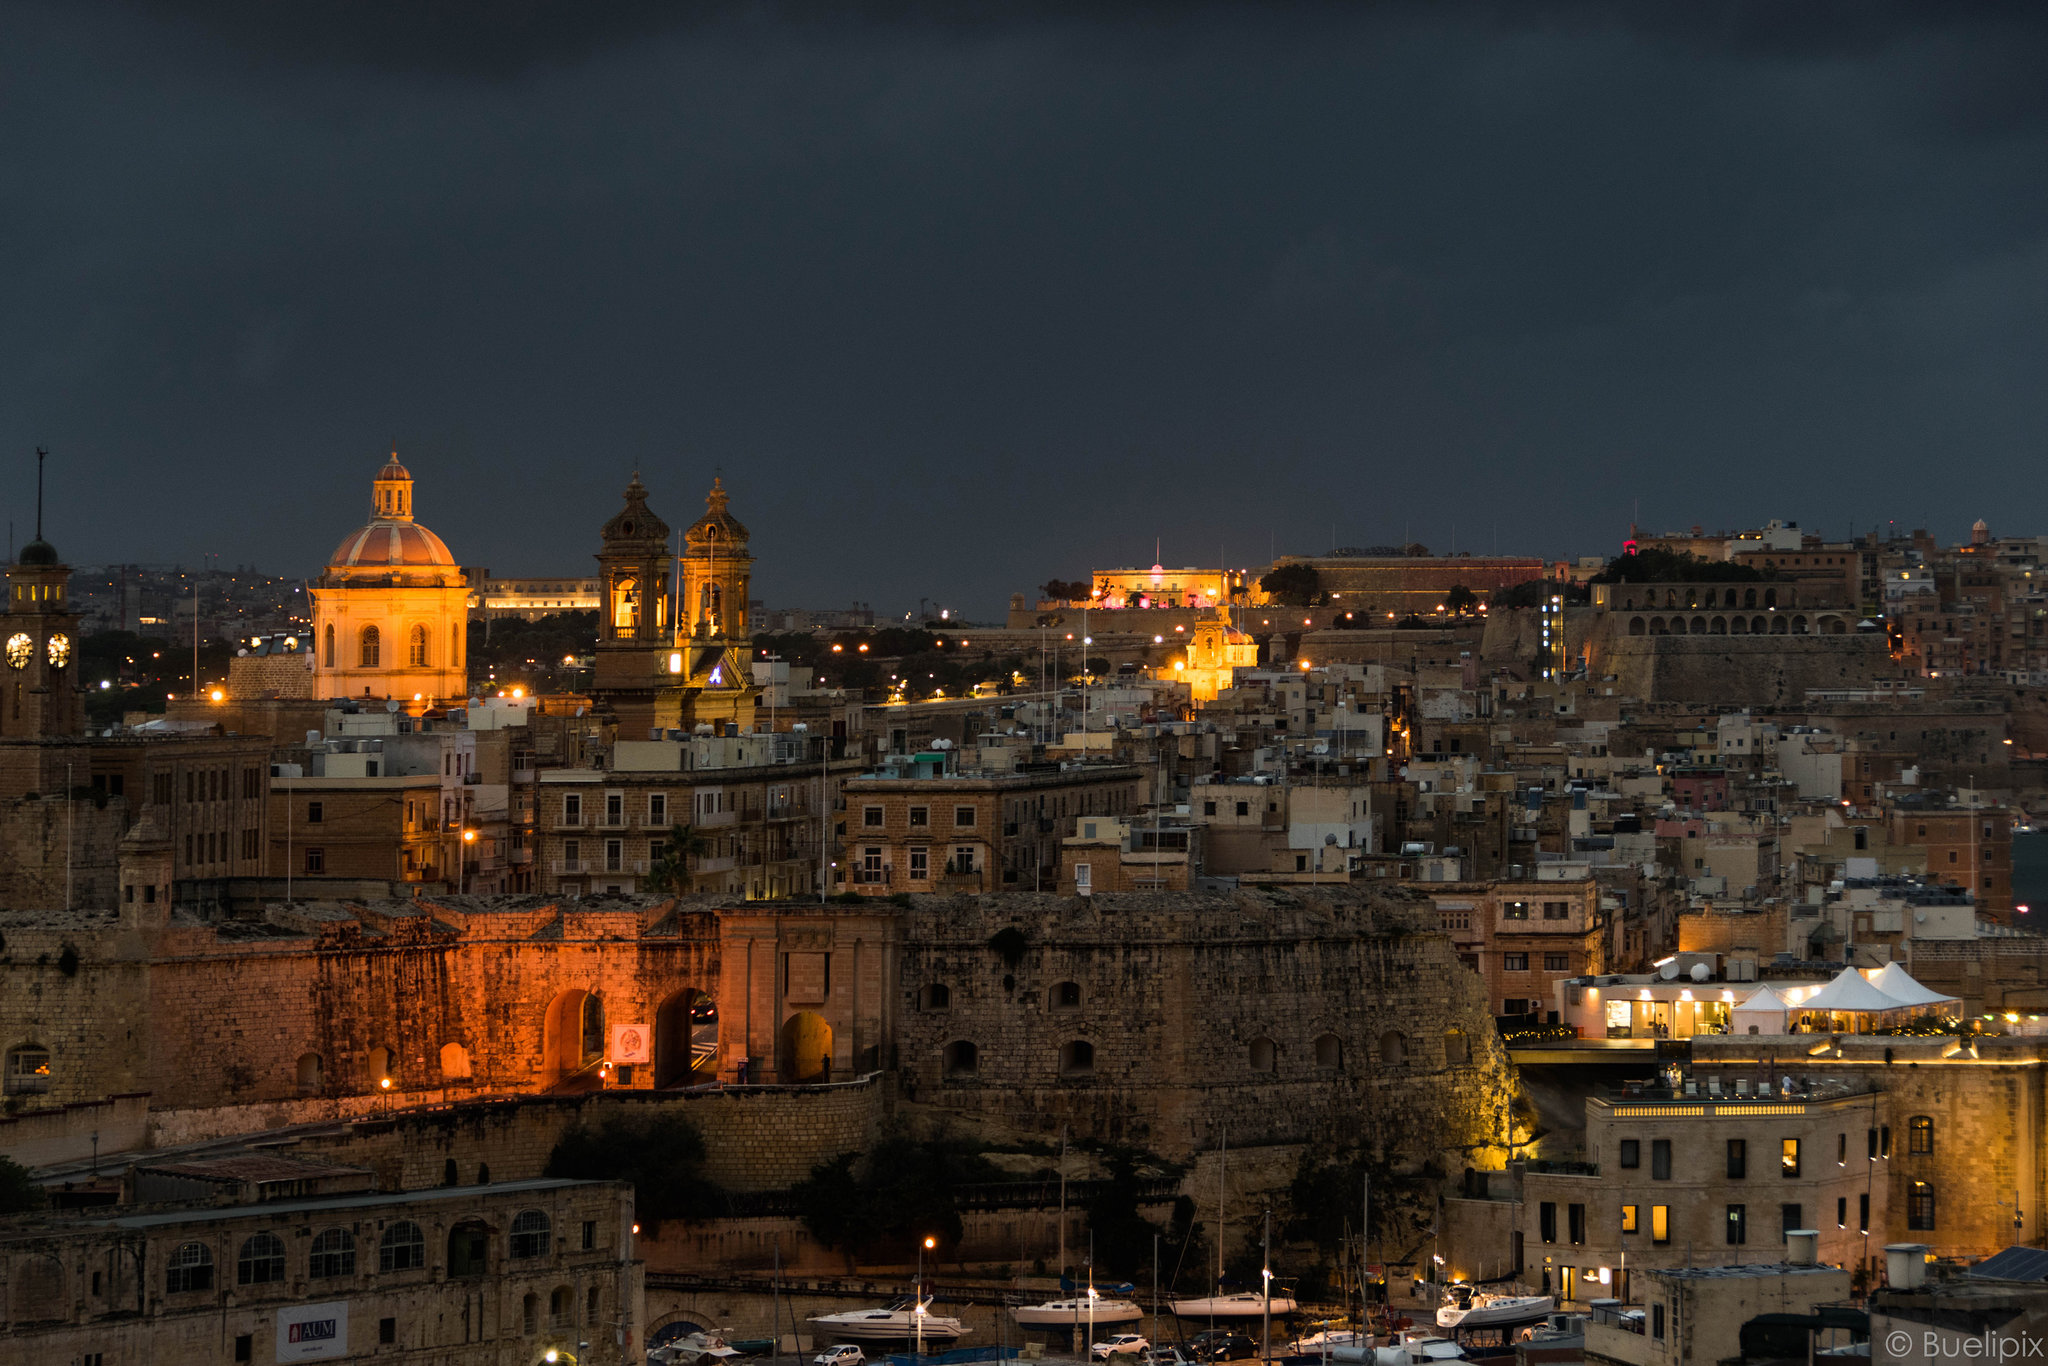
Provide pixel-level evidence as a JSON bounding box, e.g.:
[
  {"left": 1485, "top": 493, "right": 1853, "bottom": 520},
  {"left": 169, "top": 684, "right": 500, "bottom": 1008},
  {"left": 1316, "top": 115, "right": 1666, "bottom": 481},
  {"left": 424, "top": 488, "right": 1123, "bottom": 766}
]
[{"left": 1, "top": 533, "right": 83, "bottom": 740}]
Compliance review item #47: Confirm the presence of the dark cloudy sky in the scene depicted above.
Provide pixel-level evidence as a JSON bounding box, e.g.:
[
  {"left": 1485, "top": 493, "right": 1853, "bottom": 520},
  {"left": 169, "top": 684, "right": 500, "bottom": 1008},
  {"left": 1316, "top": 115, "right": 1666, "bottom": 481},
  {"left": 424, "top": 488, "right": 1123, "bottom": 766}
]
[{"left": 6, "top": 2, "right": 2047, "bottom": 616}]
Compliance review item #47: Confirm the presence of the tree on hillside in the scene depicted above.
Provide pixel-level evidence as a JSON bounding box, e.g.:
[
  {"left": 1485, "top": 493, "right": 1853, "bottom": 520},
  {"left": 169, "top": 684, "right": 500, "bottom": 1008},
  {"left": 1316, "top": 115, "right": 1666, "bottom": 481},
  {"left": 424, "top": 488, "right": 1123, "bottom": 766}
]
[
  {"left": 1260, "top": 563, "right": 1322, "bottom": 606},
  {"left": 1590, "top": 547, "right": 1764, "bottom": 585}
]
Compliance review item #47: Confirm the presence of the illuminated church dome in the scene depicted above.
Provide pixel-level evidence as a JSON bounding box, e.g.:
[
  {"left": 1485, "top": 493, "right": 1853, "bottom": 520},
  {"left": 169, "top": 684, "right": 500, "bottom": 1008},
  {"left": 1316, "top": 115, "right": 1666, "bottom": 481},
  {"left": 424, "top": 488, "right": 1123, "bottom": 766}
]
[
  {"left": 328, "top": 454, "right": 457, "bottom": 569},
  {"left": 310, "top": 452, "right": 469, "bottom": 706}
]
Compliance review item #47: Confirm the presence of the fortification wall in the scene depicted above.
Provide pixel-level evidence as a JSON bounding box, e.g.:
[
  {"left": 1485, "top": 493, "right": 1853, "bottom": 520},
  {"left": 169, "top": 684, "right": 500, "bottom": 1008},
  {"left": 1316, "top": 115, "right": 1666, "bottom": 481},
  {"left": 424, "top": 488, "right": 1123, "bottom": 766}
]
[
  {"left": 1587, "top": 632, "right": 1895, "bottom": 707},
  {"left": 892, "top": 889, "right": 1516, "bottom": 1171}
]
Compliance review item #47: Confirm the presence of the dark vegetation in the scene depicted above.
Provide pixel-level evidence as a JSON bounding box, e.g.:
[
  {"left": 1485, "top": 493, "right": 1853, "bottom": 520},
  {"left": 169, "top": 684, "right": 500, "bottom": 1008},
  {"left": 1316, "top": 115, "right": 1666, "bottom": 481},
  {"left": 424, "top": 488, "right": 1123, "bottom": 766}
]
[{"left": 544, "top": 1110, "right": 725, "bottom": 1236}]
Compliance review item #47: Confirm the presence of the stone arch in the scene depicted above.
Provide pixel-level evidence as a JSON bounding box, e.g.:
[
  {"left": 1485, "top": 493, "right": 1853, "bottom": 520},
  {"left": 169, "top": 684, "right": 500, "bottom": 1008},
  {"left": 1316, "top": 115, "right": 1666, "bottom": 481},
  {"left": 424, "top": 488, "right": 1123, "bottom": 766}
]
[
  {"left": 359, "top": 623, "right": 380, "bottom": 668},
  {"left": 1793, "top": 615, "right": 1808, "bottom": 634},
  {"left": 1314, "top": 1033, "right": 1341, "bottom": 1068},
  {"left": 1711, "top": 616, "right": 1727, "bottom": 634},
  {"left": 943, "top": 1040, "right": 978, "bottom": 1076},
  {"left": 165, "top": 1241, "right": 214, "bottom": 1294},
  {"left": 1051, "top": 980, "right": 1082, "bottom": 1009},
  {"left": 323, "top": 624, "right": 335, "bottom": 668},
  {"left": 1059, "top": 1039, "right": 1095, "bottom": 1077},
  {"left": 1724, "top": 588, "right": 1739, "bottom": 608},
  {"left": 1730, "top": 615, "right": 1747, "bottom": 634},
  {"left": 1248, "top": 1037, "right": 1277, "bottom": 1072},
  {"left": 295, "top": 1052, "right": 323, "bottom": 1094},
  {"left": 919, "top": 983, "right": 952, "bottom": 1011},
  {"left": 1771, "top": 616, "right": 1788, "bottom": 634},
  {"left": 1744, "top": 588, "right": 1757, "bottom": 609},
  {"left": 439, "top": 1042, "right": 472, "bottom": 1080},
  {"left": 1823, "top": 615, "right": 1847, "bottom": 634},
  {"left": 1379, "top": 1030, "right": 1407, "bottom": 1067},
  {"left": 542, "top": 989, "right": 605, "bottom": 1088},
  {"left": 3, "top": 1042, "right": 50, "bottom": 1095},
  {"left": 408, "top": 622, "right": 430, "bottom": 668},
  {"left": 1690, "top": 616, "right": 1706, "bottom": 634},
  {"left": 1649, "top": 616, "right": 1666, "bottom": 634},
  {"left": 1764, "top": 588, "right": 1778, "bottom": 608},
  {"left": 1628, "top": 616, "right": 1646, "bottom": 636},
  {"left": 649, "top": 1317, "right": 711, "bottom": 1350},
  {"left": 777, "top": 1011, "right": 833, "bottom": 1083},
  {"left": 366, "top": 1045, "right": 393, "bottom": 1088},
  {"left": 1670, "top": 617, "right": 1687, "bottom": 635},
  {"left": 1752, "top": 616, "right": 1767, "bottom": 634},
  {"left": 654, "top": 988, "right": 716, "bottom": 1089},
  {"left": 549, "top": 1284, "right": 573, "bottom": 1328},
  {"left": 1444, "top": 1027, "right": 1470, "bottom": 1065},
  {"left": 8, "top": 1254, "right": 64, "bottom": 1321}
]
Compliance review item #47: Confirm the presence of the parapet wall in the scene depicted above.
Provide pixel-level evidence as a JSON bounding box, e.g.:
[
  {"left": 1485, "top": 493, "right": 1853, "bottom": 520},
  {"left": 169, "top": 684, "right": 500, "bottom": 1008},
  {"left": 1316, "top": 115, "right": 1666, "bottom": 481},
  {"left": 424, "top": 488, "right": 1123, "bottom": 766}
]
[{"left": 242, "top": 1076, "right": 887, "bottom": 1194}]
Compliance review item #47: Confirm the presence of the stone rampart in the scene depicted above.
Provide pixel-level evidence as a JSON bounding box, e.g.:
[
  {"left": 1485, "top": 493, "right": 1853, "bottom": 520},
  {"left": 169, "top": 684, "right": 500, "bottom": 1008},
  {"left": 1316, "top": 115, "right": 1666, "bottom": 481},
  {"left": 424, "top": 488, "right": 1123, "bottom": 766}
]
[
  {"left": 1587, "top": 632, "right": 1895, "bottom": 707},
  {"left": 893, "top": 889, "right": 1516, "bottom": 1171}
]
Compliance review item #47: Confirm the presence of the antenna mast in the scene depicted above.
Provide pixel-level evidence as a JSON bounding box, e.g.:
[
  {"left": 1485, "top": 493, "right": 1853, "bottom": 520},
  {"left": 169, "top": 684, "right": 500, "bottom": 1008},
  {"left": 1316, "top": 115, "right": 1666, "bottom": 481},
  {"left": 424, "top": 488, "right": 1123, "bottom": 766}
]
[{"left": 35, "top": 446, "right": 47, "bottom": 541}]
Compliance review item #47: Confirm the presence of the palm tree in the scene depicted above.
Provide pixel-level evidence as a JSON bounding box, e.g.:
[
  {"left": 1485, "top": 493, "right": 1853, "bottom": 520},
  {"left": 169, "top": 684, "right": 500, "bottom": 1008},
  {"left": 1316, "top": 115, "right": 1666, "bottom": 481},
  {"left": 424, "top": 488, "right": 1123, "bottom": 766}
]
[{"left": 645, "top": 823, "right": 708, "bottom": 895}]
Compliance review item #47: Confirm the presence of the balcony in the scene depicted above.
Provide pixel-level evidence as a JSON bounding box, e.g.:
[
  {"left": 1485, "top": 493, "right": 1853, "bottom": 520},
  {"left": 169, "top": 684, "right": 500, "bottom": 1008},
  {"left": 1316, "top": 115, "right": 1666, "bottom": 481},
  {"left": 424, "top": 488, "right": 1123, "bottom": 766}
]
[{"left": 554, "top": 859, "right": 585, "bottom": 875}]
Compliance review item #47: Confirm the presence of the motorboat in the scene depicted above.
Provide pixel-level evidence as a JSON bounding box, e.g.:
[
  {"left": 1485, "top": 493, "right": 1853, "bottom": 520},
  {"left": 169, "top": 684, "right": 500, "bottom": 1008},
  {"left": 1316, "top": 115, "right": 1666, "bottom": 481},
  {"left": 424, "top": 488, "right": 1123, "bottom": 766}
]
[
  {"left": 650, "top": 1331, "right": 746, "bottom": 1365},
  {"left": 1373, "top": 1333, "right": 1465, "bottom": 1365},
  {"left": 1012, "top": 1295, "right": 1145, "bottom": 1328},
  {"left": 807, "top": 1298, "right": 966, "bottom": 1349},
  {"left": 1287, "top": 1328, "right": 1376, "bottom": 1362},
  {"left": 1171, "top": 1290, "right": 1300, "bottom": 1319},
  {"left": 1434, "top": 1288, "right": 1554, "bottom": 1331}
]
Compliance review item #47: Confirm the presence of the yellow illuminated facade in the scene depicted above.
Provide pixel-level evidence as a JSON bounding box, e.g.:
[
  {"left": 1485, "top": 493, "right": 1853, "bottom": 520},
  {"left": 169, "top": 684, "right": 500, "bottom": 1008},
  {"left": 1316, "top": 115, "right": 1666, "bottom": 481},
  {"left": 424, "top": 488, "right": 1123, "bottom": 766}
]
[
  {"left": 311, "top": 455, "right": 469, "bottom": 705},
  {"left": 1178, "top": 606, "right": 1260, "bottom": 702}
]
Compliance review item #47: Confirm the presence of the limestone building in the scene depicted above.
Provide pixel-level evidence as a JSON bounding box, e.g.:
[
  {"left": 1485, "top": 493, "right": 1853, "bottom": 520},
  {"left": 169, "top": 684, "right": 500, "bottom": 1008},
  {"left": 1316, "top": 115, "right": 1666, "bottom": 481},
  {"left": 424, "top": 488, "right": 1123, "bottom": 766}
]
[
  {"left": 0, "top": 1177, "right": 643, "bottom": 1365},
  {"left": 311, "top": 454, "right": 470, "bottom": 704},
  {"left": 0, "top": 527, "right": 82, "bottom": 742}
]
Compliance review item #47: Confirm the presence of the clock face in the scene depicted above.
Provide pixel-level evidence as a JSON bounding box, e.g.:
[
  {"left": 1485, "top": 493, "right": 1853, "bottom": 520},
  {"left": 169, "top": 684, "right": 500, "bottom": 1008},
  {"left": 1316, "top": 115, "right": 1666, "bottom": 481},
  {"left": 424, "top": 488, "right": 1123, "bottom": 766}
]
[
  {"left": 46, "top": 633, "right": 69, "bottom": 668},
  {"left": 4, "top": 633, "right": 30, "bottom": 669}
]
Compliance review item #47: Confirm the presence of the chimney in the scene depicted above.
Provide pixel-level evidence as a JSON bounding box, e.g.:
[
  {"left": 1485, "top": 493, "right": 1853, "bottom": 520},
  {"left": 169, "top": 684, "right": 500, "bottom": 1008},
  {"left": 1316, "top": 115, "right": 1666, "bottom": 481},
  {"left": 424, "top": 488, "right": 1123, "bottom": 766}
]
[{"left": 1886, "top": 1243, "right": 1931, "bottom": 1290}]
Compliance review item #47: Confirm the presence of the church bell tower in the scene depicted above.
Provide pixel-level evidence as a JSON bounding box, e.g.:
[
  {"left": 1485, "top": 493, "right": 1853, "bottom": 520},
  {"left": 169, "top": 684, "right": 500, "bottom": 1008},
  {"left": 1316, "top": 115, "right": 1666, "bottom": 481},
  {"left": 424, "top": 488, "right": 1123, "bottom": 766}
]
[
  {"left": 589, "top": 475, "right": 673, "bottom": 734},
  {"left": 0, "top": 452, "right": 82, "bottom": 740}
]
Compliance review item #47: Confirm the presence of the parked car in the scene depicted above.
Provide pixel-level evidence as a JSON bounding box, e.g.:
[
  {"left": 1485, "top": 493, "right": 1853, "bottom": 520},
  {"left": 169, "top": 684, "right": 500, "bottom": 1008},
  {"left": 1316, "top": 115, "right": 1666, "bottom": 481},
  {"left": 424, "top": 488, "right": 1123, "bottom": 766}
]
[
  {"left": 1137, "top": 1350, "right": 1191, "bottom": 1366},
  {"left": 1092, "top": 1335, "right": 1151, "bottom": 1360},
  {"left": 813, "top": 1346, "right": 865, "bottom": 1366},
  {"left": 1188, "top": 1333, "right": 1256, "bottom": 1362}
]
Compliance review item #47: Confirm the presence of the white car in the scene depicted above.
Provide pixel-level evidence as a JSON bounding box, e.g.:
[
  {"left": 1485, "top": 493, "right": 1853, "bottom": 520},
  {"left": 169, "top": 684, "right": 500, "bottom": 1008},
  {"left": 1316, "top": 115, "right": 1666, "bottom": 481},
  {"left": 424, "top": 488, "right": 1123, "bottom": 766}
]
[
  {"left": 814, "top": 1347, "right": 865, "bottom": 1366},
  {"left": 1093, "top": 1335, "right": 1151, "bottom": 1360}
]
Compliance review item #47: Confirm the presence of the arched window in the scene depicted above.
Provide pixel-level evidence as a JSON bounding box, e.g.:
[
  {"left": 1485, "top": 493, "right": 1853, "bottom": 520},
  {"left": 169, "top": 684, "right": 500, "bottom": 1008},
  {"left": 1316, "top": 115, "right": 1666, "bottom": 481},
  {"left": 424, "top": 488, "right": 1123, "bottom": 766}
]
[
  {"left": 359, "top": 624, "right": 380, "bottom": 668},
  {"left": 510, "top": 1209, "right": 551, "bottom": 1259},
  {"left": 295, "top": 1052, "right": 323, "bottom": 1094},
  {"left": 440, "top": 1041, "right": 471, "bottom": 1080},
  {"left": 1908, "top": 1115, "right": 1933, "bottom": 1154},
  {"left": 1314, "top": 1033, "right": 1341, "bottom": 1069},
  {"left": 550, "top": 1284, "right": 573, "bottom": 1327},
  {"left": 166, "top": 1241, "right": 214, "bottom": 1293},
  {"left": 1764, "top": 588, "right": 1778, "bottom": 608},
  {"left": 1444, "top": 1027, "right": 1469, "bottom": 1065},
  {"left": 4, "top": 1043, "right": 51, "bottom": 1094},
  {"left": 367, "top": 1045, "right": 393, "bottom": 1087},
  {"left": 1248, "top": 1038, "right": 1277, "bottom": 1072},
  {"left": 238, "top": 1232, "right": 286, "bottom": 1285},
  {"left": 408, "top": 623, "right": 429, "bottom": 668},
  {"left": 523, "top": 1292, "right": 540, "bottom": 1335},
  {"left": 1629, "top": 616, "right": 1646, "bottom": 636},
  {"left": 943, "top": 1040, "right": 978, "bottom": 1076},
  {"left": 613, "top": 577, "right": 640, "bottom": 634},
  {"left": 1380, "top": 1030, "right": 1407, "bottom": 1067},
  {"left": 1052, "top": 981, "right": 1082, "bottom": 1009},
  {"left": 1059, "top": 1040, "right": 1094, "bottom": 1077},
  {"left": 442, "top": 1158, "right": 459, "bottom": 1187},
  {"left": 380, "top": 1220, "right": 426, "bottom": 1272},
  {"left": 309, "top": 1228, "right": 355, "bottom": 1278},
  {"left": 323, "top": 624, "right": 335, "bottom": 668},
  {"left": 1744, "top": 588, "right": 1757, "bottom": 609},
  {"left": 448, "top": 1220, "right": 489, "bottom": 1277},
  {"left": 920, "top": 983, "right": 951, "bottom": 1011}
]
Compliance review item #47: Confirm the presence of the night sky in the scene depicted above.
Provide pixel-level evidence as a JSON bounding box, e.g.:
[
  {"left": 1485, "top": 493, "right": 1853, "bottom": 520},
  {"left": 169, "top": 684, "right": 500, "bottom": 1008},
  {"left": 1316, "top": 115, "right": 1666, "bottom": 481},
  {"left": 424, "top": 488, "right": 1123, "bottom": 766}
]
[{"left": 6, "top": 2, "right": 2047, "bottom": 616}]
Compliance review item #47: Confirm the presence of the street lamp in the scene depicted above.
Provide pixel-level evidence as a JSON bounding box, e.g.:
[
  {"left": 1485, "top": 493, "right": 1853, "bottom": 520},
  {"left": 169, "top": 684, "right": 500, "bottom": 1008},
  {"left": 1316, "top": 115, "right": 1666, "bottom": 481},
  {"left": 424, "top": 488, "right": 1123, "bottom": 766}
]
[
  {"left": 461, "top": 828, "right": 477, "bottom": 895},
  {"left": 915, "top": 1235, "right": 937, "bottom": 1359},
  {"left": 379, "top": 1076, "right": 392, "bottom": 1115}
]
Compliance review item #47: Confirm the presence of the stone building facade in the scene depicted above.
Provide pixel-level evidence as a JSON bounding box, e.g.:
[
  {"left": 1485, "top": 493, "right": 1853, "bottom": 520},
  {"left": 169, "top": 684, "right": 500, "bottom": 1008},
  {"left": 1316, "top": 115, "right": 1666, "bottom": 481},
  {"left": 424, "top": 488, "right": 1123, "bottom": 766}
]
[{"left": 0, "top": 1177, "right": 642, "bottom": 1365}]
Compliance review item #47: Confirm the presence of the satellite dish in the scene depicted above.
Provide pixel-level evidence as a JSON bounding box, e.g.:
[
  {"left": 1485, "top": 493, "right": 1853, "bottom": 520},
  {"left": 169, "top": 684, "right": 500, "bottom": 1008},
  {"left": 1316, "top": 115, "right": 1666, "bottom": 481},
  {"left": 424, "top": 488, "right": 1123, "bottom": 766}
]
[
  {"left": 1659, "top": 961, "right": 1680, "bottom": 980},
  {"left": 1690, "top": 962, "right": 1711, "bottom": 982},
  {"left": 385, "top": 699, "right": 402, "bottom": 713}
]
